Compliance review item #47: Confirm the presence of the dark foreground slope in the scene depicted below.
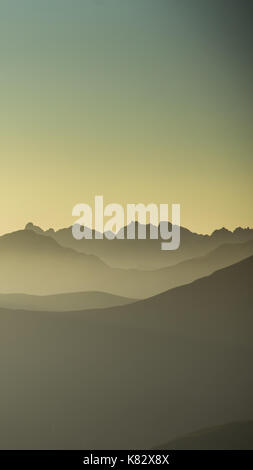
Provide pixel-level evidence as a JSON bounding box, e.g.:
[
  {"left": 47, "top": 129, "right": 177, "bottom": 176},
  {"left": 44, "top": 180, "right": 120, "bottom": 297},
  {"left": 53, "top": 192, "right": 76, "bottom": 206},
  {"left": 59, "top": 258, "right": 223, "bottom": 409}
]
[
  {"left": 0, "top": 257, "right": 252, "bottom": 449},
  {"left": 156, "top": 421, "right": 253, "bottom": 450}
]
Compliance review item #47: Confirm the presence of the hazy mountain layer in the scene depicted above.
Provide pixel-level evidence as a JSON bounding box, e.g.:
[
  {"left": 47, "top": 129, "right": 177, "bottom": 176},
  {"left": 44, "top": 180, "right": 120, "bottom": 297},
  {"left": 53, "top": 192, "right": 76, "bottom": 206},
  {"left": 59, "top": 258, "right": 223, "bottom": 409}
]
[
  {"left": 0, "top": 291, "right": 135, "bottom": 312},
  {"left": 0, "top": 229, "right": 253, "bottom": 298},
  {"left": 0, "top": 257, "right": 252, "bottom": 449}
]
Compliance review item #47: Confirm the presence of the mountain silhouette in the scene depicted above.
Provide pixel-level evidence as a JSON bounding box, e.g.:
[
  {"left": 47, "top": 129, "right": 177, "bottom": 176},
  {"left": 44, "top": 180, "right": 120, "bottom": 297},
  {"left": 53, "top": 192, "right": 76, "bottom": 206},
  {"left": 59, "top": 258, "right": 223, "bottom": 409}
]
[{"left": 24, "top": 222, "right": 253, "bottom": 269}]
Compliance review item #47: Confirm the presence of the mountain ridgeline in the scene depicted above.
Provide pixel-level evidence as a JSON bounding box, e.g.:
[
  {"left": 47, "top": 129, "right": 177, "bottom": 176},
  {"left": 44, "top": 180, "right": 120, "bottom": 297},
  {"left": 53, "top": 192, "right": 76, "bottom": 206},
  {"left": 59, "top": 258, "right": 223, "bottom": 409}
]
[{"left": 24, "top": 222, "right": 253, "bottom": 269}]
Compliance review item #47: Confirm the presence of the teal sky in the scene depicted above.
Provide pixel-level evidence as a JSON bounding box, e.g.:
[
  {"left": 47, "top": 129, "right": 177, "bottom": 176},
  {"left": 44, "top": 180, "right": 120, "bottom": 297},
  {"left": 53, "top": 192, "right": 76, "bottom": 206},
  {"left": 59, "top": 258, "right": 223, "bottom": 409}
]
[{"left": 0, "top": 0, "right": 252, "bottom": 234}]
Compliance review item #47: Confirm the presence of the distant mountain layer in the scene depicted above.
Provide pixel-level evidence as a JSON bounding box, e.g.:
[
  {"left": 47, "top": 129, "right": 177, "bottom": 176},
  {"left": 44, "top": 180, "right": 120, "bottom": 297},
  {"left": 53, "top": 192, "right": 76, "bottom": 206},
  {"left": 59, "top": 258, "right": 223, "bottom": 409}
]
[
  {"left": 0, "top": 229, "right": 253, "bottom": 297},
  {"left": 156, "top": 421, "right": 253, "bottom": 449},
  {"left": 0, "top": 291, "right": 135, "bottom": 311},
  {"left": 0, "top": 257, "right": 252, "bottom": 448},
  {"left": 24, "top": 222, "right": 253, "bottom": 269}
]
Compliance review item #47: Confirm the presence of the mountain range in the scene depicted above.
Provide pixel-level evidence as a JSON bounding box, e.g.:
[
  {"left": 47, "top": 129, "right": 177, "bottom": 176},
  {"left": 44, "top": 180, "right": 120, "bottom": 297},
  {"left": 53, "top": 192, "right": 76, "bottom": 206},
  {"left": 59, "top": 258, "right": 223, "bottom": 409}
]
[
  {"left": 24, "top": 222, "right": 253, "bottom": 269},
  {"left": 0, "top": 226, "right": 252, "bottom": 298}
]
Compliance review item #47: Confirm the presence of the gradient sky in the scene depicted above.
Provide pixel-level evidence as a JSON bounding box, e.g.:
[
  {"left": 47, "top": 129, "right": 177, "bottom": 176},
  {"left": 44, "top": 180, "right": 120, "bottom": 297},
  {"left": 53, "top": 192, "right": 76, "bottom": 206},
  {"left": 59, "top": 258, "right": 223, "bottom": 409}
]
[{"left": 0, "top": 0, "right": 252, "bottom": 235}]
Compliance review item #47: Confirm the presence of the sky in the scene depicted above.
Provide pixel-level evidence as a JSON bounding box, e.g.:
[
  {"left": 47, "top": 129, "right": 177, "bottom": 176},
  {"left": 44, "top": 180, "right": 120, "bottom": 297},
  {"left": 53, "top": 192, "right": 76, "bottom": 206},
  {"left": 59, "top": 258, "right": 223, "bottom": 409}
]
[{"left": 0, "top": 0, "right": 252, "bottom": 235}]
